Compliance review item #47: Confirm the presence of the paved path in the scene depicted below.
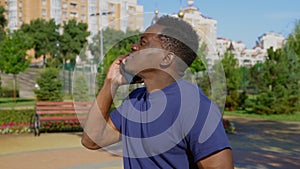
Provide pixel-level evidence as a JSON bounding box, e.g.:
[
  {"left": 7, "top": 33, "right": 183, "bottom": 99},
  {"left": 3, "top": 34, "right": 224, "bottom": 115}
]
[
  {"left": 0, "top": 133, "right": 123, "bottom": 169},
  {"left": 226, "top": 116, "right": 300, "bottom": 169},
  {"left": 0, "top": 116, "right": 299, "bottom": 169}
]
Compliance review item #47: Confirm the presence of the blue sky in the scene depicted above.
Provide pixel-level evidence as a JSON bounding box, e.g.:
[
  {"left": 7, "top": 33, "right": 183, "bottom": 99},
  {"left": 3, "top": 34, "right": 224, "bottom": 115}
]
[{"left": 138, "top": 0, "right": 300, "bottom": 48}]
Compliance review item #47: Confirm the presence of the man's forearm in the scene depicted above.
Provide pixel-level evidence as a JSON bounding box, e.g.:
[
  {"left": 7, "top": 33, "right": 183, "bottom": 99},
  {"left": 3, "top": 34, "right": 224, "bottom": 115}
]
[{"left": 81, "top": 79, "right": 120, "bottom": 149}]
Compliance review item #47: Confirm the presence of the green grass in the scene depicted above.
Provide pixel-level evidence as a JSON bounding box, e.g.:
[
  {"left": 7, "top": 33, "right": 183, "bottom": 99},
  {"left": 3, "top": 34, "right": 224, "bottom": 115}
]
[
  {"left": 0, "top": 98, "right": 35, "bottom": 108},
  {"left": 224, "top": 110, "right": 300, "bottom": 122}
]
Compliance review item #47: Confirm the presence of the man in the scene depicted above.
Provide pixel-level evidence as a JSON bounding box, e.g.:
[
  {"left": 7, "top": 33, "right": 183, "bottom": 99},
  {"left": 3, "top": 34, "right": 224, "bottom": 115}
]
[{"left": 82, "top": 15, "right": 233, "bottom": 169}]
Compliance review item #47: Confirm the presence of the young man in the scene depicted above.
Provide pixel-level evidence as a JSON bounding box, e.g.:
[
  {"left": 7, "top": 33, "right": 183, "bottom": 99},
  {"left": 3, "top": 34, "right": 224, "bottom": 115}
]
[{"left": 82, "top": 15, "right": 233, "bottom": 169}]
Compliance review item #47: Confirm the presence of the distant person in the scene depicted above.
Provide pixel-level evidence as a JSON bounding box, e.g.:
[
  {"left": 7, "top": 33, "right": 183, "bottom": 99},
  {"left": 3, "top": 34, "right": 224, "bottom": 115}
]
[{"left": 82, "top": 15, "right": 233, "bottom": 169}]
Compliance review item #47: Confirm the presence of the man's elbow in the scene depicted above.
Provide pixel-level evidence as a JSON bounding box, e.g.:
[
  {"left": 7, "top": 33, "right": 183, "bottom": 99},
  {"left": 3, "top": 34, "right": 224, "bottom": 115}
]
[{"left": 81, "top": 132, "right": 102, "bottom": 150}]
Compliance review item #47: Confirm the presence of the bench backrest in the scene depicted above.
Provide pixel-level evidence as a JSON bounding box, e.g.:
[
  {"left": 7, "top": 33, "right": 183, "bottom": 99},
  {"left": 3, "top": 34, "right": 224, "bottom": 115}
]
[{"left": 36, "top": 101, "right": 93, "bottom": 115}]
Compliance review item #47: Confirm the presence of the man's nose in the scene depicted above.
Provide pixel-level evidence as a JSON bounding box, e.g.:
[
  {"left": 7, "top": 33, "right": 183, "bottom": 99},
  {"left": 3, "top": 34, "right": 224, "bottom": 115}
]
[{"left": 130, "top": 43, "right": 139, "bottom": 51}]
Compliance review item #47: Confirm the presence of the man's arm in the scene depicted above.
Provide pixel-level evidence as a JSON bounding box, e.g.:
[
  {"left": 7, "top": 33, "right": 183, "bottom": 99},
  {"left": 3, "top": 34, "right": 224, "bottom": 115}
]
[
  {"left": 81, "top": 56, "right": 127, "bottom": 150},
  {"left": 197, "top": 148, "right": 234, "bottom": 169}
]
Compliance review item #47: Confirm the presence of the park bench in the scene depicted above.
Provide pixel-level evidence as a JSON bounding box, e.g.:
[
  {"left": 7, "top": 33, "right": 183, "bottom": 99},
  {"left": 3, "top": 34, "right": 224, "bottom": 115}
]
[{"left": 33, "top": 101, "right": 93, "bottom": 136}]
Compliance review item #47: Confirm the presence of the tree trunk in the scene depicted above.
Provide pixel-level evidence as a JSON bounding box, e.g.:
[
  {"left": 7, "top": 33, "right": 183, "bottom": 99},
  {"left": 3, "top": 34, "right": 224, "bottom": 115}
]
[{"left": 13, "top": 74, "right": 17, "bottom": 103}]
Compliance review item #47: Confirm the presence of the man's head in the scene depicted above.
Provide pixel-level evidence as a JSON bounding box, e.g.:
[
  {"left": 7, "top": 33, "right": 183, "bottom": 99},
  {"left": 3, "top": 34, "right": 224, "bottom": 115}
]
[
  {"left": 123, "top": 15, "right": 199, "bottom": 78},
  {"left": 155, "top": 15, "right": 199, "bottom": 67}
]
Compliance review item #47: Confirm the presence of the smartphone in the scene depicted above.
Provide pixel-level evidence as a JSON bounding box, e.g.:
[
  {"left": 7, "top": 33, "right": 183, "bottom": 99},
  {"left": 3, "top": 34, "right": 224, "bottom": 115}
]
[{"left": 120, "top": 63, "right": 142, "bottom": 84}]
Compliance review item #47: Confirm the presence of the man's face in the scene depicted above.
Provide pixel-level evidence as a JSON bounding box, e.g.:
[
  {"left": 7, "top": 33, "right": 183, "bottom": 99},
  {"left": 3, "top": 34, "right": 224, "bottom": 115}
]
[{"left": 123, "top": 24, "right": 166, "bottom": 76}]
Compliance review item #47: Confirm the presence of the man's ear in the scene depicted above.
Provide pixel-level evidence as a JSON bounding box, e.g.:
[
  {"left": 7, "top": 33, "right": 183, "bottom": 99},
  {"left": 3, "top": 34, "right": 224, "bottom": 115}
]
[{"left": 160, "top": 52, "right": 175, "bottom": 68}]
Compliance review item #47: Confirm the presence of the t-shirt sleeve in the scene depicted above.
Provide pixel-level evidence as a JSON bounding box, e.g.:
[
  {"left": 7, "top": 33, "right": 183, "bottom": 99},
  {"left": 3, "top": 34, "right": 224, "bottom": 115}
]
[{"left": 187, "top": 101, "right": 231, "bottom": 163}]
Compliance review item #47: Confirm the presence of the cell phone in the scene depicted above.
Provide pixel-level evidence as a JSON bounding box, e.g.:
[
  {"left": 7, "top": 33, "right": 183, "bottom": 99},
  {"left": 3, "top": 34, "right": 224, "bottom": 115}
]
[{"left": 120, "top": 63, "right": 142, "bottom": 84}]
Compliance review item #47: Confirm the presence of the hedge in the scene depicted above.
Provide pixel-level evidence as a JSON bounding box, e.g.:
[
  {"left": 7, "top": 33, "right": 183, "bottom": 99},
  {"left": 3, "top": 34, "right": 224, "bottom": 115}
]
[
  {"left": 0, "top": 109, "right": 34, "bottom": 134},
  {"left": 0, "top": 109, "right": 83, "bottom": 134}
]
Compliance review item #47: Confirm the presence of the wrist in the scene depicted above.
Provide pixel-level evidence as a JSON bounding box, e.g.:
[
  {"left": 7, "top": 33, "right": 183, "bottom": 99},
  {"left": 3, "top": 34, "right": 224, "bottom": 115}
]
[{"left": 104, "top": 78, "right": 119, "bottom": 92}]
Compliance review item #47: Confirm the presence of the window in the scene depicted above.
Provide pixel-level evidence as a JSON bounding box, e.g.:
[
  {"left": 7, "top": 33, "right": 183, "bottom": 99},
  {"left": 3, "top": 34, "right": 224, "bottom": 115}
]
[
  {"left": 70, "top": 2, "right": 77, "bottom": 8},
  {"left": 42, "top": 9, "right": 47, "bottom": 16},
  {"left": 81, "top": 14, "right": 86, "bottom": 20},
  {"left": 81, "top": 5, "right": 86, "bottom": 11},
  {"left": 70, "top": 12, "right": 78, "bottom": 18},
  {"left": 42, "top": 0, "right": 46, "bottom": 6},
  {"left": 62, "top": 2, "right": 67, "bottom": 8},
  {"left": 81, "top": 0, "right": 86, "bottom": 2},
  {"left": 62, "top": 11, "right": 67, "bottom": 18},
  {"left": 19, "top": 2, "right": 22, "bottom": 8}
]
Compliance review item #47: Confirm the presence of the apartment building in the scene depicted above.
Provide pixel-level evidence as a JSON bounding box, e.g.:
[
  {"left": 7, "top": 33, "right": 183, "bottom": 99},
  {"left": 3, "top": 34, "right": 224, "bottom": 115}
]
[
  {"left": 216, "top": 38, "right": 267, "bottom": 67},
  {"left": 257, "top": 32, "right": 285, "bottom": 50},
  {"left": 0, "top": 0, "right": 143, "bottom": 33},
  {"left": 172, "top": 0, "right": 218, "bottom": 69}
]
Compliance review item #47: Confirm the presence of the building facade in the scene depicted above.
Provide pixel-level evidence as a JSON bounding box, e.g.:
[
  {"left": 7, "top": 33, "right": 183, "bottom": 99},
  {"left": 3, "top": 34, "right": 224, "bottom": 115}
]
[
  {"left": 257, "top": 32, "right": 285, "bottom": 50},
  {"left": 0, "top": 0, "right": 143, "bottom": 33},
  {"left": 171, "top": 0, "right": 218, "bottom": 69},
  {"left": 216, "top": 37, "right": 267, "bottom": 67}
]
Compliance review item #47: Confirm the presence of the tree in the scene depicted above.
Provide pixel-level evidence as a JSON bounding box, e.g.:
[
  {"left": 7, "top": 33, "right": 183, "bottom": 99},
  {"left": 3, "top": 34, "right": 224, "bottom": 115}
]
[
  {"left": 189, "top": 43, "right": 207, "bottom": 74},
  {"left": 73, "top": 73, "right": 91, "bottom": 102},
  {"left": 213, "top": 50, "right": 242, "bottom": 111},
  {"left": 243, "top": 22, "right": 300, "bottom": 115},
  {"left": 0, "top": 5, "right": 6, "bottom": 94},
  {"left": 34, "top": 68, "right": 64, "bottom": 101},
  {"left": 250, "top": 45, "right": 300, "bottom": 114},
  {"left": 0, "top": 5, "right": 7, "bottom": 41},
  {"left": 60, "top": 19, "right": 89, "bottom": 65},
  {"left": 93, "top": 28, "right": 140, "bottom": 89},
  {"left": 21, "top": 18, "right": 60, "bottom": 67},
  {"left": 0, "top": 30, "right": 32, "bottom": 102}
]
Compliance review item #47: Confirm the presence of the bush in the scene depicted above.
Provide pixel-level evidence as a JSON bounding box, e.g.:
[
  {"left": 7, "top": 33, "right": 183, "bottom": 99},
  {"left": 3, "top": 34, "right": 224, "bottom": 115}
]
[
  {"left": 73, "top": 73, "right": 92, "bottom": 102},
  {"left": 0, "top": 75, "right": 2, "bottom": 93},
  {"left": 34, "top": 68, "right": 64, "bottom": 101},
  {"left": 0, "top": 87, "right": 19, "bottom": 98},
  {"left": 0, "top": 109, "right": 34, "bottom": 134},
  {"left": 0, "top": 109, "right": 83, "bottom": 134}
]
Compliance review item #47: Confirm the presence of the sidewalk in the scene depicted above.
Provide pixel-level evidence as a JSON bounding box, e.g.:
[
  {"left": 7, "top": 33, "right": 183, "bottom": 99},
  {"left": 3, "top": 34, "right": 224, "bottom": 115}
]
[
  {"left": 226, "top": 116, "right": 300, "bottom": 169},
  {"left": 0, "top": 133, "right": 123, "bottom": 169},
  {"left": 0, "top": 117, "right": 299, "bottom": 169}
]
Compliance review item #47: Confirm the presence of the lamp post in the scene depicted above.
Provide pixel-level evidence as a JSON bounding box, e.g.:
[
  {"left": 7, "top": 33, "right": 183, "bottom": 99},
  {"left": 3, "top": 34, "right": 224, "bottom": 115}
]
[{"left": 90, "top": 11, "right": 113, "bottom": 62}]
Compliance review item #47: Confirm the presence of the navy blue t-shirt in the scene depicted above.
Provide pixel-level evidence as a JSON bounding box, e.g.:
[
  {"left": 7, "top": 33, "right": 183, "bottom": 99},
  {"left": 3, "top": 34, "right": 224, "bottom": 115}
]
[{"left": 110, "top": 79, "right": 231, "bottom": 169}]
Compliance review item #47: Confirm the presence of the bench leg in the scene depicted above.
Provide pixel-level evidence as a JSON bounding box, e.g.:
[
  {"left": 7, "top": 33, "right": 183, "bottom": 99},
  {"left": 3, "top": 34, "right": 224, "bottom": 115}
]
[{"left": 34, "top": 114, "right": 40, "bottom": 136}]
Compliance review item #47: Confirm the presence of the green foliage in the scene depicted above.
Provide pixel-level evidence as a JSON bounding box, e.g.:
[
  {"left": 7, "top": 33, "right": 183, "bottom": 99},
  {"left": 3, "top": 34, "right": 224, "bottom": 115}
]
[
  {"left": 0, "top": 87, "right": 19, "bottom": 98},
  {"left": 212, "top": 50, "right": 242, "bottom": 111},
  {"left": 73, "top": 73, "right": 91, "bottom": 102},
  {"left": 0, "top": 5, "right": 6, "bottom": 28},
  {"left": 34, "top": 68, "right": 64, "bottom": 101},
  {"left": 0, "top": 30, "right": 32, "bottom": 99},
  {"left": 60, "top": 19, "right": 89, "bottom": 63},
  {"left": 249, "top": 46, "right": 300, "bottom": 114},
  {"left": 0, "top": 109, "right": 34, "bottom": 125},
  {"left": 0, "top": 109, "right": 34, "bottom": 134},
  {"left": 224, "top": 110, "right": 300, "bottom": 122},
  {"left": 189, "top": 43, "right": 207, "bottom": 74},
  {"left": 0, "top": 5, "right": 6, "bottom": 42},
  {"left": 21, "top": 18, "right": 60, "bottom": 66},
  {"left": 94, "top": 28, "right": 140, "bottom": 89},
  {"left": 0, "top": 30, "right": 32, "bottom": 74},
  {"left": 0, "top": 75, "right": 1, "bottom": 94}
]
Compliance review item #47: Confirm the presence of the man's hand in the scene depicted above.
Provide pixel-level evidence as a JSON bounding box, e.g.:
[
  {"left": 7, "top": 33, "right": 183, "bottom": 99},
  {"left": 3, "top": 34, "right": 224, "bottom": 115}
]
[{"left": 106, "top": 55, "right": 128, "bottom": 88}]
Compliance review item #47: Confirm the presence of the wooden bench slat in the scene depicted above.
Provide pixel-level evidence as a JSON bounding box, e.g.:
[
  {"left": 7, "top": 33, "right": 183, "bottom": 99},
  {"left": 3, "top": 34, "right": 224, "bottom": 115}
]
[
  {"left": 36, "top": 102, "right": 93, "bottom": 105},
  {"left": 39, "top": 116, "right": 86, "bottom": 121},
  {"left": 36, "top": 107, "right": 90, "bottom": 110}
]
